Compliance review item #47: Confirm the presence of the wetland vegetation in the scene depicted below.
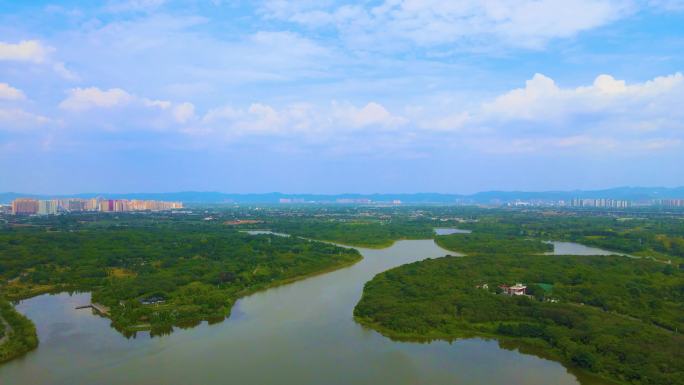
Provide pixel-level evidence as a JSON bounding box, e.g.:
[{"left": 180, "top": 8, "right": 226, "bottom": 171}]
[
  {"left": 1, "top": 205, "right": 683, "bottom": 385},
  {"left": 0, "top": 218, "right": 360, "bottom": 338}
]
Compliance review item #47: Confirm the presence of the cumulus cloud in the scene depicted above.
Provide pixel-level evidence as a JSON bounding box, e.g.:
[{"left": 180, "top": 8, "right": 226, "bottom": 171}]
[
  {"left": 0, "top": 108, "right": 50, "bottom": 129},
  {"left": 8, "top": 72, "right": 684, "bottom": 157},
  {"left": 481, "top": 72, "right": 684, "bottom": 122},
  {"left": 0, "top": 40, "right": 52, "bottom": 62},
  {"left": 55, "top": 86, "right": 196, "bottom": 133},
  {"left": 0, "top": 83, "right": 49, "bottom": 131},
  {"left": 172, "top": 102, "right": 196, "bottom": 124},
  {"left": 417, "top": 71, "right": 684, "bottom": 154},
  {"left": 0, "top": 83, "right": 26, "bottom": 100},
  {"left": 0, "top": 40, "right": 78, "bottom": 80},
  {"left": 59, "top": 87, "right": 134, "bottom": 111},
  {"left": 199, "top": 101, "right": 405, "bottom": 139},
  {"left": 179, "top": 71, "right": 684, "bottom": 155},
  {"left": 332, "top": 102, "right": 407, "bottom": 128},
  {"left": 201, "top": 103, "right": 314, "bottom": 136}
]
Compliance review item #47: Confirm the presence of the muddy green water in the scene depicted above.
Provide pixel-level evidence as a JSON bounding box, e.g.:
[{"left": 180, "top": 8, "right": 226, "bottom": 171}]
[{"left": 1, "top": 239, "right": 609, "bottom": 385}]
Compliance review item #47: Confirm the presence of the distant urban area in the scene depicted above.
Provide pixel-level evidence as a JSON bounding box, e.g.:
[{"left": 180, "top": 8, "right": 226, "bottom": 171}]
[
  {"left": 2, "top": 195, "right": 683, "bottom": 216},
  {"left": 510, "top": 198, "right": 684, "bottom": 208},
  {"left": 4, "top": 198, "right": 183, "bottom": 215}
]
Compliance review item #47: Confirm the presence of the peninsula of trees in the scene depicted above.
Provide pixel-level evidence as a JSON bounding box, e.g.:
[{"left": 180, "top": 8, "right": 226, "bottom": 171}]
[
  {"left": 0, "top": 216, "right": 361, "bottom": 340},
  {"left": 354, "top": 253, "right": 683, "bottom": 385}
]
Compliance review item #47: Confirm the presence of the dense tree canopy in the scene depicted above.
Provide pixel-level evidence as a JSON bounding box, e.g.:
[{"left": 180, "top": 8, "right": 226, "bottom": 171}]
[
  {"left": 269, "top": 218, "right": 435, "bottom": 248},
  {"left": 355, "top": 254, "right": 684, "bottom": 385},
  {"left": 0, "top": 298, "right": 37, "bottom": 363},
  {"left": 0, "top": 222, "right": 361, "bottom": 337},
  {"left": 435, "top": 233, "right": 553, "bottom": 255},
  {"left": 2, "top": 205, "right": 684, "bottom": 376}
]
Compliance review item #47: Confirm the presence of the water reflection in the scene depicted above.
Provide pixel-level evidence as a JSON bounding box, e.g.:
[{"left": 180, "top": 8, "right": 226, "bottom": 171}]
[
  {"left": 1, "top": 239, "right": 608, "bottom": 385},
  {"left": 434, "top": 228, "right": 472, "bottom": 235}
]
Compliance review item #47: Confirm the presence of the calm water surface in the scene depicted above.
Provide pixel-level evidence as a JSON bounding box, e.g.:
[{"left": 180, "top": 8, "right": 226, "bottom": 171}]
[
  {"left": 435, "top": 228, "right": 472, "bottom": 235},
  {"left": 2, "top": 238, "right": 606, "bottom": 385},
  {"left": 241, "top": 230, "right": 290, "bottom": 237},
  {"left": 546, "top": 241, "right": 634, "bottom": 257}
]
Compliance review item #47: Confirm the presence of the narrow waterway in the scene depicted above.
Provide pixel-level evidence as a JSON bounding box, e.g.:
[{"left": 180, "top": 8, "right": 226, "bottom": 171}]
[
  {"left": 545, "top": 241, "right": 636, "bottom": 257},
  {"left": 1, "top": 238, "right": 607, "bottom": 385}
]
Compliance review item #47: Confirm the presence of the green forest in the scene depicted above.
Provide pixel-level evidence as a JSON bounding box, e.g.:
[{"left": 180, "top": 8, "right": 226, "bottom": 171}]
[
  {"left": 2, "top": 205, "right": 684, "bottom": 375},
  {"left": 448, "top": 211, "right": 684, "bottom": 263},
  {"left": 269, "top": 218, "right": 435, "bottom": 248},
  {"left": 0, "top": 298, "right": 38, "bottom": 363},
  {"left": 435, "top": 233, "right": 553, "bottom": 255},
  {"left": 0, "top": 222, "right": 361, "bottom": 338},
  {"left": 355, "top": 254, "right": 684, "bottom": 385}
]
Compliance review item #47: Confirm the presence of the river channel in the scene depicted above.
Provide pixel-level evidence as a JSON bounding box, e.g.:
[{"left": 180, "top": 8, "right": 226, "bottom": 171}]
[{"left": 1, "top": 236, "right": 612, "bottom": 385}]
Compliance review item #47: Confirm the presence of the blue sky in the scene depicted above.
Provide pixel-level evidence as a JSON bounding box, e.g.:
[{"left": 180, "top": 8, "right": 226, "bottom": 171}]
[{"left": 1, "top": 0, "right": 683, "bottom": 194}]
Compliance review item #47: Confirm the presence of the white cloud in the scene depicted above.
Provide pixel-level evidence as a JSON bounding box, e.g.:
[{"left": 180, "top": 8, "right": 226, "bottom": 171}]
[
  {"left": 106, "top": 0, "right": 166, "bottom": 12},
  {"left": 409, "top": 71, "right": 684, "bottom": 154},
  {"left": 173, "top": 102, "right": 196, "bottom": 124},
  {"left": 0, "top": 83, "right": 26, "bottom": 100},
  {"left": 56, "top": 86, "right": 196, "bottom": 132},
  {"left": 0, "top": 40, "right": 52, "bottom": 63},
  {"left": 481, "top": 72, "right": 684, "bottom": 122},
  {"left": 332, "top": 102, "right": 407, "bottom": 128},
  {"left": 0, "top": 40, "right": 78, "bottom": 80},
  {"left": 0, "top": 108, "right": 50, "bottom": 129},
  {"left": 202, "top": 103, "right": 313, "bottom": 136},
  {"left": 52, "top": 62, "right": 80, "bottom": 81},
  {"left": 143, "top": 98, "right": 172, "bottom": 109},
  {"left": 418, "top": 112, "right": 471, "bottom": 132},
  {"left": 188, "top": 71, "right": 684, "bottom": 155},
  {"left": 59, "top": 87, "right": 134, "bottom": 111},
  {"left": 262, "top": 0, "right": 632, "bottom": 50},
  {"left": 200, "top": 101, "right": 405, "bottom": 139}
]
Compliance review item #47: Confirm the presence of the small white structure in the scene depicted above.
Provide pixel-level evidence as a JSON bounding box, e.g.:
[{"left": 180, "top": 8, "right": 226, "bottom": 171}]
[{"left": 500, "top": 283, "right": 527, "bottom": 296}]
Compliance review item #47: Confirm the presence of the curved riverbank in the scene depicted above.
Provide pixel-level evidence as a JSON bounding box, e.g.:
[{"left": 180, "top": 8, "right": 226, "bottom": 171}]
[
  {"left": 353, "top": 253, "right": 683, "bottom": 385},
  {"left": 0, "top": 239, "right": 593, "bottom": 385},
  {"left": 353, "top": 315, "right": 621, "bottom": 385},
  {"left": 0, "top": 299, "right": 38, "bottom": 363}
]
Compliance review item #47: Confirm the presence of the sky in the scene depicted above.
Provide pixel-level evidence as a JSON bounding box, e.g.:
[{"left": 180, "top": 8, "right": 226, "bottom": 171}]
[{"left": 1, "top": 0, "right": 683, "bottom": 194}]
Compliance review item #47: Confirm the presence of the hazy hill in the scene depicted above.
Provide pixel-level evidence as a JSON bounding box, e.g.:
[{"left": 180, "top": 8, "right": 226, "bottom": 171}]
[{"left": 2, "top": 187, "right": 684, "bottom": 204}]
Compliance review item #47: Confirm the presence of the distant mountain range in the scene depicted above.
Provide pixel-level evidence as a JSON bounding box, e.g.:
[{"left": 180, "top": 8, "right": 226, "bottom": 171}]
[{"left": 1, "top": 187, "right": 684, "bottom": 204}]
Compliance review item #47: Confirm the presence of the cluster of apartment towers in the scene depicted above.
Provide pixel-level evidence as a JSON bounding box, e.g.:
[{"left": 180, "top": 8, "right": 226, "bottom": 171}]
[
  {"left": 569, "top": 198, "right": 631, "bottom": 208},
  {"left": 10, "top": 198, "right": 183, "bottom": 215}
]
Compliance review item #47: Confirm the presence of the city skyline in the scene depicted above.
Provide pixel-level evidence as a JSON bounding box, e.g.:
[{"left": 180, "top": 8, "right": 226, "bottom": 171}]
[
  {"left": 1, "top": 1, "right": 684, "bottom": 193},
  {"left": 3, "top": 186, "right": 684, "bottom": 206},
  {"left": 8, "top": 197, "right": 182, "bottom": 215}
]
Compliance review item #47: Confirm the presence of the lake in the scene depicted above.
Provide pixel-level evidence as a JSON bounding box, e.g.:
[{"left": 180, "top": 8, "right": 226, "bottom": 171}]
[
  {"left": 1, "top": 237, "right": 609, "bottom": 385},
  {"left": 545, "top": 241, "right": 634, "bottom": 257},
  {"left": 241, "top": 230, "right": 291, "bottom": 237},
  {"left": 434, "top": 228, "right": 472, "bottom": 235}
]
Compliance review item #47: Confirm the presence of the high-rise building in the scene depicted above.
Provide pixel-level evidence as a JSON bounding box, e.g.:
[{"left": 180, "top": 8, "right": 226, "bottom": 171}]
[
  {"left": 100, "top": 199, "right": 116, "bottom": 212},
  {"left": 12, "top": 198, "right": 39, "bottom": 215},
  {"left": 84, "top": 198, "right": 96, "bottom": 211},
  {"left": 37, "top": 200, "right": 59, "bottom": 215},
  {"left": 11, "top": 197, "right": 182, "bottom": 214},
  {"left": 66, "top": 199, "right": 87, "bottom": 212},
  {"left": 658, "top": 199, "right": 684, "bottom": 207}
]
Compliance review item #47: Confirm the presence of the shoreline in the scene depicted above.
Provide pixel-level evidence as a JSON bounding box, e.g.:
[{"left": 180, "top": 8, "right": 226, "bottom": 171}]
[
  {"left": 5, "top": 253, "right": 365, "bottom": 339},
  {"left": 353, "top": 315, "right": 622, "bottom": 385}
]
